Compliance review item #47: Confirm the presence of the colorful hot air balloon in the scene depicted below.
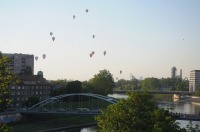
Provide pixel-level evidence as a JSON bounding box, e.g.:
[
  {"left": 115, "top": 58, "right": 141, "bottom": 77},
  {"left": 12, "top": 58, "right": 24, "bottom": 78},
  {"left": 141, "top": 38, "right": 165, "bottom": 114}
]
[
  {"left": 103, "top": 51, "right": 106, "bottom": 56},
  {"left": 42, "top": 54, "right": 46, "bottom": 59},
  {"left": 35, "top": 56, "right": 38, "bottom": 61},
  {"left": 86, "top": 9, "right": 89, "bottom": 13},
  {"left": 52, "top": 37, "right": 55, "bottom": 41},
  {"left": 50, "top": 32, "right": 53, "bottom": 36}
]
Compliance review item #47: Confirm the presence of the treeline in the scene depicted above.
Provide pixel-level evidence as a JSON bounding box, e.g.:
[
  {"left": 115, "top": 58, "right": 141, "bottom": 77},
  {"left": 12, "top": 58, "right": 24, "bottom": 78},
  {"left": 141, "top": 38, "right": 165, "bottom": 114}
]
[
  {"left": 49, "top": 69, "right": 115, "bottom": 97},
  {"left": 114, "top": 77, "right": 189, "bottom": 91},
  {"left": 49, "top": 74, "right": 189, "bottom": 99}
]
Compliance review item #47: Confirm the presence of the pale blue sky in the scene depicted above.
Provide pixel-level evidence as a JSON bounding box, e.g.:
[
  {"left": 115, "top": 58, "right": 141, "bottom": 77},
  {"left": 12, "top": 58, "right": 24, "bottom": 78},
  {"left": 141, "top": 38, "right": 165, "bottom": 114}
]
[{"left": 1, "top": 0, "right": 200, "bottom": 81}]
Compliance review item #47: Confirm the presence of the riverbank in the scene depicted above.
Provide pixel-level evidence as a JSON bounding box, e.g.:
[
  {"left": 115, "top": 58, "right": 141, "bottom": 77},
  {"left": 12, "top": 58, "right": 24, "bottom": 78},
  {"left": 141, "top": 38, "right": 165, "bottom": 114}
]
[
  {"left": 37, "top": 122, "right": 97, "bottom": 132},
  {"left": 11, "top": 115, "right": 96, "bottom": 132}
]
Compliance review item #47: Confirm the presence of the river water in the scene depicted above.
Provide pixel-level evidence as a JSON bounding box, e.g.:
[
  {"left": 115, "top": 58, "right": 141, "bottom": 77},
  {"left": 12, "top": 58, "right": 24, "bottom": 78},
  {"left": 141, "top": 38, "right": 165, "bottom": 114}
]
[{"left": 79, "top": 94, "right": 200, "bottom": 131}]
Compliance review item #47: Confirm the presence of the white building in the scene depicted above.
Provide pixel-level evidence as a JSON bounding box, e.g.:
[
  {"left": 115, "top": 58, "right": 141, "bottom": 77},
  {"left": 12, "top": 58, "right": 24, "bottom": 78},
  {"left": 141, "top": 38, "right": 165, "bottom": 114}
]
[
  {"left": 3, "top": 53, "right": 34, "bottom": 75},
  {"left": 189, "top": 70, "right": 200, "bottom": 92}
]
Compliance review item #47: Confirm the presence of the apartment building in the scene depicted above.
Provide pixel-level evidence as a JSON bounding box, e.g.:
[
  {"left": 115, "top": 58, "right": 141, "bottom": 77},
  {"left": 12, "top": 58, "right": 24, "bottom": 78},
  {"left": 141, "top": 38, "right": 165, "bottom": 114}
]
[
  {"left": 10, "top": 71, "right": 51, "bottom": 107},
  {"left": 189, "top": 70, "right": 200, "bottom": 92},
  {"left": 3, "top": 53, "right": 34, "bottom": 75}
]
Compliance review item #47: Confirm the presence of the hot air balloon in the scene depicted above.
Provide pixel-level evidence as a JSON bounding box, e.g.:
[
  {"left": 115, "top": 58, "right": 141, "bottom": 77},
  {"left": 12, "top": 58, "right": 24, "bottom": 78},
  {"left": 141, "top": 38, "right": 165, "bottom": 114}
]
[
  {"left": 120, "top": 70, "right": 122, "bottom": 74},
  {"left": 50, "top": 32, "right": 53, "bottom": 36},
  {"left": 86, "top": 9, "right": 89, "bottom": 13},
  {"left": 92, "top": 51, "right": 95, "bottom": 55},
  {"left": 42, "top": 54, "right": 46, "bottom": 59},
  {"left": 92, "top": 35, "right": 95, "bottom": 38},
  {"left": 89, "top": 53, "right": 93, "bottom": 58},
  {"left": 52, "top": 37, "right": 55, "bottom": 41},
  {"left": 103, "top": 51, "right": 106, "bottom": 56},
  {"left": 73, "top": 15, "right": 76, "bottom": 19},
  {"left": 35, "top": 56, "right": 38, "bottom": 61}
]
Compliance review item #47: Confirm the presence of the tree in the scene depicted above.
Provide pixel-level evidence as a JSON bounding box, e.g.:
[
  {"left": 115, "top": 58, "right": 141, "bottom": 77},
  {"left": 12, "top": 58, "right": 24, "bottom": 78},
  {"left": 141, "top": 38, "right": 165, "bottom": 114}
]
[
  {"left": 82, "top": 81, "right": 95, "bottom": 93},
  {"left": 141, "top": 77, "right": 160, "bottom": 91},
  {"left": 0, "top": 53, "right": 19, "bottom": 111},
  {"left": 194, "top": 85, "right": 200, "bottom": 96},
  {"left": 65, "top": 80, "right": 82, "bottom": 93},
  {"left": 89, "top": 69, "right": 115, "bottom": 96},
  {"left": 96, "top": 91, "right": 183, "bottom": 132},
  {"left": 50, "top": 79, "right": 70, "bottom": 96},
  {"left": 0, "top": 52, "right": 19, "bottom": 131}
]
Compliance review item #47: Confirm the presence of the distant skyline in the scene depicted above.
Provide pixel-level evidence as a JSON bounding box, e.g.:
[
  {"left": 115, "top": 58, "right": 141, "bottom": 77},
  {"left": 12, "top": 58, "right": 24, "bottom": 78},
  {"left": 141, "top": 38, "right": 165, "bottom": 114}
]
[{"left": 1, "top": 0, "right": 200, "bottom": 81}]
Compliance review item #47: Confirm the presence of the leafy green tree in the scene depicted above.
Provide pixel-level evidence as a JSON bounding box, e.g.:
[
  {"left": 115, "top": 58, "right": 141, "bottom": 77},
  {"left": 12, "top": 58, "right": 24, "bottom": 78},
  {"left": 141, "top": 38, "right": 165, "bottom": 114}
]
[
  {"left": 89, "top": 69, "right": 115, "bottom": 96},
  {"left": 82, "top": 81, "right": 95, "bottom": 93},
  {"left": 65, "top": 80, "right": 82, "bottom": 93},
  {"left": 0, "top": 52, "right": 19, "bottom": 131},
  {"left": 50, "top": 79, "right": 69, "bottom": 96},
  {"left": 114, "top": 77, "right": 139, "bottom": 91},
  {"left": 0, "top": 53, "right": 19, "bottom": 112},
  {"left": 141, "top": 77, "right": 160, "bottom": 91},
  {"left": 51, "top": 80, "right": 82, "bottom": 96},
  {"left": 159, "top": 77, "right": 188, "bottom": 91},
  {"left": 0, "top": 123, "right": 12, "bottom": 132},
  {"left": 96, "top": 92, "right": 183, "bottom": 132},
  {"left": 194, "top": 85, "right": 200, "bottom": 96}
]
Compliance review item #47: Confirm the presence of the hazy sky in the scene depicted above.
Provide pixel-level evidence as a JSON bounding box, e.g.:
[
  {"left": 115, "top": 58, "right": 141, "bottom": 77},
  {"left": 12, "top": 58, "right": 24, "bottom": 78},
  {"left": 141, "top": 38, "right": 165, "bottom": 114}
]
[{"left": 1, "top": 0, "right": 200, "bottom": 81}]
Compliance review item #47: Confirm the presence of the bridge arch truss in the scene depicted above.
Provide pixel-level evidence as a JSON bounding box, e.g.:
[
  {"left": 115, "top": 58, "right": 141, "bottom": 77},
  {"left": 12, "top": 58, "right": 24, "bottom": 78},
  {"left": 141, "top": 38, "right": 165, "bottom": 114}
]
[{"left": 28, "top": 93, "right": 118, "bottom": 111}]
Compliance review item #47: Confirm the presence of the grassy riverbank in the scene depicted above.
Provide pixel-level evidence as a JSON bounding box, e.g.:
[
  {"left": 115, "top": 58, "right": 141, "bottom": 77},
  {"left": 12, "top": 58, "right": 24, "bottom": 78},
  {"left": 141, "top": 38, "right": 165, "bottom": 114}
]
[{"left": 10, "top": 115, "right": 96, "bottom": 132}]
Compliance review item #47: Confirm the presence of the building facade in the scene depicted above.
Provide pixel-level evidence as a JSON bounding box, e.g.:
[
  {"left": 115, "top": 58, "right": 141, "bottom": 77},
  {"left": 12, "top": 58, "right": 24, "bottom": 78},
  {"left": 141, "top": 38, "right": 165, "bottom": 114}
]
[
  {"left": 9, "top": 71, "right": 51, "bottom": 108},
  {"left": 189, "top": 70, "right": 200, "bottom": 92},
  {"left": 3, "top": 53, "right": 34, "bottom": 75}
]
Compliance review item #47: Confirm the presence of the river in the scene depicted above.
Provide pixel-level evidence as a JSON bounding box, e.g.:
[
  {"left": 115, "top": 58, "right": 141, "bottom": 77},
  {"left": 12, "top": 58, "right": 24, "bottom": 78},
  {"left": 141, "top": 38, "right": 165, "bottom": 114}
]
[{"left": 79, "top": 94, "right": 200, "bottom": 131}]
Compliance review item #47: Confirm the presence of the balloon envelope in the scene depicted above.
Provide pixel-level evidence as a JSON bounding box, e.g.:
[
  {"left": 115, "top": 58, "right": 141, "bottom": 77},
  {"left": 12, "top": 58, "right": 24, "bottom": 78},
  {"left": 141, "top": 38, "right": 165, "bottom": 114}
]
[
  {"left": 86, "top": 9, "right": 89, "bottom": 12},
  {"left": 43, "top": 54, "right": 46, "bottom": 59},
  {"left": 35, "top": 56, "right": 38, "bottom": 61},
  {"left": 52, "top": 37, "right": 55, "bottom": 41},
  {"left": 73, "top": 15, "right": 76, "bottom": 19},
  {"left": 92, "top": 35, "right": 95, "bottom": 38},
  {"left": 50, "top": 32, "right": 53, "bottom": 36},
  {"left": 120, "top": 70, "right": 122, "bottom": 74},
  {"left": 103, "top": 51, "right": 106, "bottom": 56}
]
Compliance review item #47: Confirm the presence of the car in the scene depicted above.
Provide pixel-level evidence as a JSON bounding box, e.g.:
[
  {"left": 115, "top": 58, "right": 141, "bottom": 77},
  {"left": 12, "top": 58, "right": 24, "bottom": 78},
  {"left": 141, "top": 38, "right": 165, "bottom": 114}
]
[
  {"left": 38, "top": 108, "right": 48, "bottom": 112},
  {"left": 18, "top": 108, "right": 27, "bottom": 112},
  {"left": 77, "top": 108, "right": 90, "bottom": 113},
  {"left": 56, "top": 108, "right": 66, "bottom": 112}
]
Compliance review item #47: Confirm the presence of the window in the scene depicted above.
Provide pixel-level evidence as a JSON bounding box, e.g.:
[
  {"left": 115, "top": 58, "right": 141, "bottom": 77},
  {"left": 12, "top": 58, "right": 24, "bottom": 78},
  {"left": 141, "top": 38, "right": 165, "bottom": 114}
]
[{"left": 11, "top": 86, "right": 15, "bottom": 89}]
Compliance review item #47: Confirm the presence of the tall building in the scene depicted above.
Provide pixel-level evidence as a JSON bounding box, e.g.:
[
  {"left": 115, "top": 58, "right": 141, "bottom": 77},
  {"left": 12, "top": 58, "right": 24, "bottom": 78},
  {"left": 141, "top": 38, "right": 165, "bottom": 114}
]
[
  {"left": 171, "top": 66, "right": 177, "bottom": 78},
  {"left": 189, "top": 70, "right": 200, "bottom": 92},
  {"left": 3, "top": 53, "right": 34, "bottom": 75}
]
